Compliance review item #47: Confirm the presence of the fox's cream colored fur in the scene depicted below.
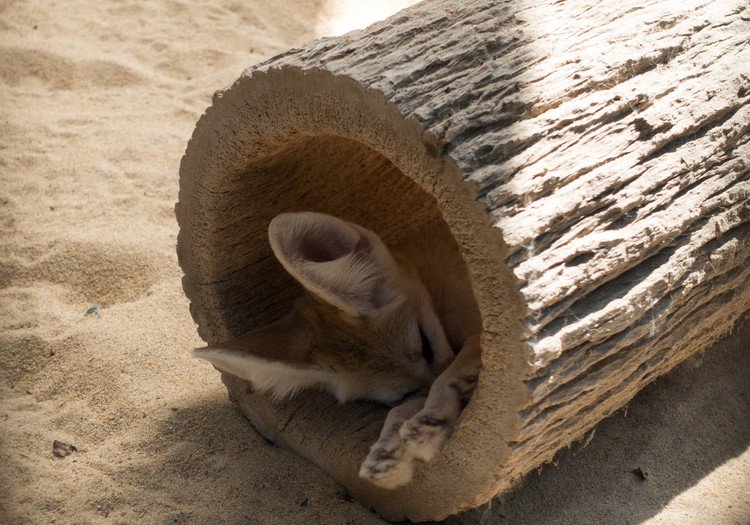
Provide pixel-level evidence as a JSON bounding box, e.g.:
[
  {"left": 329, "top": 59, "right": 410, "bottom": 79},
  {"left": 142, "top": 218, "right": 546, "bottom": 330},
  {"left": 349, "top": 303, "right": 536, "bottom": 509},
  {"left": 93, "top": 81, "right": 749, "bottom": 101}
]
[{"left": 194, "top": 212, "right": 482, "bottom": 488}]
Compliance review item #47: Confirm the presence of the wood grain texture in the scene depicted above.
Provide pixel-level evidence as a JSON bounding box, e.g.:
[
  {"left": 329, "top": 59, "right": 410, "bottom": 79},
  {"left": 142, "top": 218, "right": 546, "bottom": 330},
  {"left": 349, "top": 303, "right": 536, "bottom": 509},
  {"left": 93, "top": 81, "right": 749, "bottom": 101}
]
[{"left": 177, "top": 0, "right": 750, "bottom": 520}]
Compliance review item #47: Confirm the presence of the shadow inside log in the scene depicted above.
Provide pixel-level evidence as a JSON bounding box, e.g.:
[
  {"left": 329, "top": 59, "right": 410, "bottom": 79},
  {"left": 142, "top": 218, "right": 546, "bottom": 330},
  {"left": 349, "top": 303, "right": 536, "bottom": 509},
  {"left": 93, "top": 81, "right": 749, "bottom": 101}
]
[{"left": 444, "top": 317, "right": 750, "bottom": 525}]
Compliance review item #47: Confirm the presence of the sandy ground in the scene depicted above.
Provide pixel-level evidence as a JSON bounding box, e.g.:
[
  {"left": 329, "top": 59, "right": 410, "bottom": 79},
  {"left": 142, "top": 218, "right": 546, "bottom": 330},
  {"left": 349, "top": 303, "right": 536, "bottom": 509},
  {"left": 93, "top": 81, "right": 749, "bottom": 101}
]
[{"left": 0, "top": 1, "right": 748, "bottom": 524}]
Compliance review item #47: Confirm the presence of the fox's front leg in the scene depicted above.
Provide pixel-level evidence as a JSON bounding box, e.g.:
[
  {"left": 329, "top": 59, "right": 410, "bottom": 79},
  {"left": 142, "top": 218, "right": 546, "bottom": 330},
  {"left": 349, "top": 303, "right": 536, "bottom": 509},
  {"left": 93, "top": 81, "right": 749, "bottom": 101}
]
[
  {"left": 359, "top": 395, "right": 425, "bottom": 489},
  {"left": 360, "top": 336, "right": 482, "bottom": 489},
  {"left": 399, "top": 334, "right": 482, "bottom": 462}
]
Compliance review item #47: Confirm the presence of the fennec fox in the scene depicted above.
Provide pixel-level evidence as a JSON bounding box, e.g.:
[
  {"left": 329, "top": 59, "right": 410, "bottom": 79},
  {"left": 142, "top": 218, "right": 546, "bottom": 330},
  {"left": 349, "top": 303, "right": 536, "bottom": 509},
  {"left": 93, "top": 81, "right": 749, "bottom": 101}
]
[{"left": 194, "top": 212, "right": 482, "bottom": 488}]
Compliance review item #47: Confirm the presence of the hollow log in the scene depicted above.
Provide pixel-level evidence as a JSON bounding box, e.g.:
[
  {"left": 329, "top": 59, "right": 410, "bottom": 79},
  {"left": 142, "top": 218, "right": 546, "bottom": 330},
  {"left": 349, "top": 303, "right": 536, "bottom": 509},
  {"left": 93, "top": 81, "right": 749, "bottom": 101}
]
[{"left": 176, "top": 0, "right": 750, "bottom": 521}]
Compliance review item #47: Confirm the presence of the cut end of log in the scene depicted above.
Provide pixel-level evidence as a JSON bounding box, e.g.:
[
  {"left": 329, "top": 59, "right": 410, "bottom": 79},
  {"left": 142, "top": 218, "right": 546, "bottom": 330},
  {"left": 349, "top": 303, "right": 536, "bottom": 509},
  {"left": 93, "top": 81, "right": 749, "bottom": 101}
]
[{"left": 176, "top": 66, "right": 528, "bottom": 521}]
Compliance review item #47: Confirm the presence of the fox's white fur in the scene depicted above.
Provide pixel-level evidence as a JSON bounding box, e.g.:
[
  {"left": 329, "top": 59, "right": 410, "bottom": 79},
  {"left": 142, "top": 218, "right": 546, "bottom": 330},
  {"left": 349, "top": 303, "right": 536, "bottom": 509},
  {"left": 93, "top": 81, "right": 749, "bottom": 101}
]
[{"left": 194, "top": 211, "right": 482, "bottom": 488}]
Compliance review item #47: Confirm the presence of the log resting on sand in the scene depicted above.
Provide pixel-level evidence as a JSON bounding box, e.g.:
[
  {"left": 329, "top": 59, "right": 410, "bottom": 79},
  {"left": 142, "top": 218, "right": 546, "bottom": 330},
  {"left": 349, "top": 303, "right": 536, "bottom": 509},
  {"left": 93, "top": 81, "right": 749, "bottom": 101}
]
[{"left": 176, "top": 0, "right": 750, "bottom": 520}]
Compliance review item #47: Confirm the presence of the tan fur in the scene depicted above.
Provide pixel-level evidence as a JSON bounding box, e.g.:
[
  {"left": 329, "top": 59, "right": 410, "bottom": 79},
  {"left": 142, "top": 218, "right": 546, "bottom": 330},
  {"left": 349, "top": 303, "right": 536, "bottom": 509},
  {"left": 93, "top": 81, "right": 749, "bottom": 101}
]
[{"left": 193, "top": 212, "right": 483, "bottom": 488}]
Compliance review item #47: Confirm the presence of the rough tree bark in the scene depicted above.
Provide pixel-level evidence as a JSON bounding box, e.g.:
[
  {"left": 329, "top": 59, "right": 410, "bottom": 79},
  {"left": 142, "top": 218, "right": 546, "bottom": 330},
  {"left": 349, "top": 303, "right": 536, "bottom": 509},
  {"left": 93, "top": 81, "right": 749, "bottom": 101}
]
[{"left": 176, "top": 0, "right": 750, "bottom": 521}]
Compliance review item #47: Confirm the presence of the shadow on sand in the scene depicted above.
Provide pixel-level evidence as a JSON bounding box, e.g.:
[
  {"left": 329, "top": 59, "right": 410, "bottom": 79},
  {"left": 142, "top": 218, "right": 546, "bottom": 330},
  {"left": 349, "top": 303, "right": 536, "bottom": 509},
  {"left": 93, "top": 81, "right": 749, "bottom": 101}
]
[
  {"left": 444, "top": 318, "right": 750, "bottom": 524},
  {"left": 124, "top": 391, "right": 382, "bottom": 525}
]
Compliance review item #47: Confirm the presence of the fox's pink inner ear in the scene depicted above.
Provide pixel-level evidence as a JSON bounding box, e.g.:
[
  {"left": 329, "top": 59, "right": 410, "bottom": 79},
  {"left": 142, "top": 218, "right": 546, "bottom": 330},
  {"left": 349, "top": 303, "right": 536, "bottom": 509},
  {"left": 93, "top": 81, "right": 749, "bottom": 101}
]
[
  {"left": 268, "top": 212, "right": 401, "bottom": 316},
  {"left": 269, "top": 212, "right": 364, "bottom": 266},
  {"left": 296, "top": 222, "right": 370, "bottom": 263}
]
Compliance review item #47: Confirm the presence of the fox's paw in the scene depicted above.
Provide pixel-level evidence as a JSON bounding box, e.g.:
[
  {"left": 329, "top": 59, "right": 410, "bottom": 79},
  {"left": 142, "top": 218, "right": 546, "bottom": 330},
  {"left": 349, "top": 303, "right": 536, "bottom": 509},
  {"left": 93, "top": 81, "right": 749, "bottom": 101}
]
[
  {"left": 399, "top": 411, "right": 452, "bottom": 463},
  {"left": 358, "top": 437, "right": 414, "bottom": 489}
]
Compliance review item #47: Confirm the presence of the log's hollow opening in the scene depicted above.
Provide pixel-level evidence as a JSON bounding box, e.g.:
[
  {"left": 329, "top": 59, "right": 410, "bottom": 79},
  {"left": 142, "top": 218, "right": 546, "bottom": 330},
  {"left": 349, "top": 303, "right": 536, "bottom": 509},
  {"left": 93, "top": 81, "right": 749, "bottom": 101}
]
[{"left": 178, "top": 70, "right": 515, "bottom": 516}]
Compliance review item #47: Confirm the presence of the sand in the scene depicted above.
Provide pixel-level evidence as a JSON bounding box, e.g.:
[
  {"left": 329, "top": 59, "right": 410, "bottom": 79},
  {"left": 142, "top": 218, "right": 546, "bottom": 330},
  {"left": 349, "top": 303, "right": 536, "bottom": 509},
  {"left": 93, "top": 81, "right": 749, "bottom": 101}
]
[{"left": 0, "top": 1, "right": 748, "bottom": 524}]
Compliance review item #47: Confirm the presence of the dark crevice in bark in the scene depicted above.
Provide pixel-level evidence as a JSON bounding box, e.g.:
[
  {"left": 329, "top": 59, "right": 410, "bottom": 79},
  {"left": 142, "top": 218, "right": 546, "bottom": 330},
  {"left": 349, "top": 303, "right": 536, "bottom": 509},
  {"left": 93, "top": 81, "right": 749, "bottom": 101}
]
[{"left": 638, "top": 104, "right": 742, "bottom": 164}]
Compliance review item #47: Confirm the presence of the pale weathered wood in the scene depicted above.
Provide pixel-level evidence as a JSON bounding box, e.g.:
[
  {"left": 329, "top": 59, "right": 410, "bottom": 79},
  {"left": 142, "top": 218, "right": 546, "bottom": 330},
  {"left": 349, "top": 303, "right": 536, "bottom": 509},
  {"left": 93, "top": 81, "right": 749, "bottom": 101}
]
[{"left": 177, "top": 0, "right": 750, "bottom": 521}]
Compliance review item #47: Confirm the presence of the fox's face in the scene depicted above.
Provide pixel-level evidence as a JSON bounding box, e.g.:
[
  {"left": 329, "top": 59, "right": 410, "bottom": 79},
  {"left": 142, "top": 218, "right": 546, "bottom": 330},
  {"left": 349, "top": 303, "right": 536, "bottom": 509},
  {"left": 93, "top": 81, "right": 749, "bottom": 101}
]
[{"left": 194, "top": 212, "right": 455, "bottom": 404}]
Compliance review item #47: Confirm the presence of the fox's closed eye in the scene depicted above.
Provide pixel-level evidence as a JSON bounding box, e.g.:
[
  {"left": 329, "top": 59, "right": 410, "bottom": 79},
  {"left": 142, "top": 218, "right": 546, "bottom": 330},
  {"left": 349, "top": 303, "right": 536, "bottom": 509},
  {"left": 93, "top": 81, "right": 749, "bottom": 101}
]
[{"left": 418, "top": 326, "right": 434, "bottom": 364}]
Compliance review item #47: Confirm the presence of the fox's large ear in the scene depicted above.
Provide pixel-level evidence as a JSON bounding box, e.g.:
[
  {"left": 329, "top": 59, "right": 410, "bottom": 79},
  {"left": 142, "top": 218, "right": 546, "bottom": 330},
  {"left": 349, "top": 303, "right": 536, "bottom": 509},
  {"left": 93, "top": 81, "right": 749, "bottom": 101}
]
[
  {"left": 193, "top": 309, "right": 328, "bottom": 399},
  {"left": 268, "top": 212, "right": 403, "bottom": 316}
]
